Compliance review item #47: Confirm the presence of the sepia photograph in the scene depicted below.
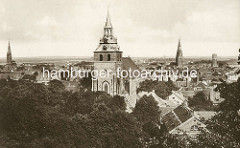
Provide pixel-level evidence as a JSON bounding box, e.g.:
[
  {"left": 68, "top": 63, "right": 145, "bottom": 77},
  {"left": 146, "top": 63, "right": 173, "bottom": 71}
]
[{"left": 0, "top": 0, "right": 240, "bottom": 147}]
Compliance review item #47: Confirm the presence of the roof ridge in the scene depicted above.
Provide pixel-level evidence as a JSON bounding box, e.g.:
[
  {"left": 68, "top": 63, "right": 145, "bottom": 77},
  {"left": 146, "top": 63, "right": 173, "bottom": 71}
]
[{"left": 172, "top": 110, "right": 182, "bottom": 125}]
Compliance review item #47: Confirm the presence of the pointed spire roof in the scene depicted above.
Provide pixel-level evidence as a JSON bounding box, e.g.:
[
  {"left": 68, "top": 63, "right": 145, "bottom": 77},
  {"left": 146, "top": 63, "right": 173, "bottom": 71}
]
[
  {"left": 176, "top": 39, "right": 183, "bottom": 58},
  {"left": 105, "top": 9, "right": 112, "bottom": 28},
  {"left": 8, "top": 41, "right": 11, "bottom": 53},
  {"left": 178, "top": 39, "right": 181, "bottom": 49},
  {"left": 98, "top": 9, "right": 118, "bottom": 45},
  {"left": 177, "top": 39, "right": 183, "bottom": 56}
]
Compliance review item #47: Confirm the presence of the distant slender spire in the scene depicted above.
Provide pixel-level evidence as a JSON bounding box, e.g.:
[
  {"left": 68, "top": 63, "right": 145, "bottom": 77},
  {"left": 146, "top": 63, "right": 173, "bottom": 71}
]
[
  {"left": 8, "top": 41, "right": 11, "bottom": 53},
  {"left": 212, "top": 53, "right": 218, "bottom": 68},
  {"left": 176, "top": 39, "right": 183, "bottom": 67},
  {"left": 7, "top": 41, "right": 12, "bottom": 64},
  {"left": 178, "top": 39, "right": 181, "bottom": 50}
]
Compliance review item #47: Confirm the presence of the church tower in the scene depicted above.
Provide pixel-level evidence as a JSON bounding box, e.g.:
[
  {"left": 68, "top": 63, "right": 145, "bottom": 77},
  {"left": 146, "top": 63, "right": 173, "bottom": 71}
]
[
  {"left": 7, "top": 41, "right": 12, "bottom": 65},
  {"left": 92, "top": 11, "right": 123, "bottom": 96},
  {"left": 238, "top": 48, "right": 240, "bottom": 65},
  {"left": 176, "top": 39, "right": 183, "bottom": 67},
  {"left": 212, "top": 53, "right": 218, "bottom": 68}
]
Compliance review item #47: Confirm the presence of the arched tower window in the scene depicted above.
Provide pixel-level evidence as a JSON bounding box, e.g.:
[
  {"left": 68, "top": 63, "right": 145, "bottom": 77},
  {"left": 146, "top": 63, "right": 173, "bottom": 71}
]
[
  {"left": 103, "top": 82, "right": 109, "bottom": 94},
  {"left": 100, "top": 54, "right": 103, "bottom": 61},
  {"left": 107, "top": 54, "right": 111, "bottom": 61}
]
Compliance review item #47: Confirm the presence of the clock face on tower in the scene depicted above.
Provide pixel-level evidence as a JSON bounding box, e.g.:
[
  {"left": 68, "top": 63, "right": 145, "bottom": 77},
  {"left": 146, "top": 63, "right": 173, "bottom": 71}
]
[{"left": 103, "top": 45, "right": 107, "bottom": 50}]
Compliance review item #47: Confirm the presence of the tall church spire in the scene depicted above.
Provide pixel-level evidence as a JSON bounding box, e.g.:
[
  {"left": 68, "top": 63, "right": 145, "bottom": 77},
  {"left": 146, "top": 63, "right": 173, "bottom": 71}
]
[
  {"left": 100, "top": 9, "right": 117, "bottom": 44},
  {"left": 7, "top": 41, "right": 12, "bottom": 64},
  {"left": 178, "top": 39, "right": 181, "bottom": 50},
  {"left": 104, "top": 9, "right": 113, "bottom": 37},
  {"left": 105, "top": 9, "right": 112, "bottom": 29},
  {"left": 176, "top": 39, "right": 183, "bottom": 67},
  {"left": 8, "top": 41, "right": 11, "bottom": 53}
]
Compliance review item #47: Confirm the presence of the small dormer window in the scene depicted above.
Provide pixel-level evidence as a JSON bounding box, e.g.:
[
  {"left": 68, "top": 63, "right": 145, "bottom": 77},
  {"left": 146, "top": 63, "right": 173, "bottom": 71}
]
[{"left": 190, "top": 125, "right": 199, "bottom": 131}]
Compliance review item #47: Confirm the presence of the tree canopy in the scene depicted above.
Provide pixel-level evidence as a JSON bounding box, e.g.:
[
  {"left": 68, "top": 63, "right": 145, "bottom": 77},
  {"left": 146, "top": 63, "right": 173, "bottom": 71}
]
[
  {"left": 0, "top": 79, "right": 147, "bottom": 147},
  {"left": 188, "top": 91, "right": 213, "bottom": 111},
  {"left": 137, "top": 79, "right": 178, "bottom": 99},
  {"left": 0, "top": 78, "right": 239, "bottom": 147}
]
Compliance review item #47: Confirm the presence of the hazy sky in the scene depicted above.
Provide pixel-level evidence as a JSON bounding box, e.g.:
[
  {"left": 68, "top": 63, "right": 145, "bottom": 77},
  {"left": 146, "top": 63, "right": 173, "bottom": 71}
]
[{"left": 0, "top": 0, "right": 239, "bottom": 58}]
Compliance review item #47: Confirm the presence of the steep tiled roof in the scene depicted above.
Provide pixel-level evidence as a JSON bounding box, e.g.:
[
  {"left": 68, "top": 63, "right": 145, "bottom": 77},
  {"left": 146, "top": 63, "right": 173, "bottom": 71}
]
[
  {"left": 160, "top": 107, "right": 176, "bottom": 117},
  {"left": 180, "top": 90, "right": 195, "bottom": 98},
  {"left": 162, "top": 111, "right": 181, "bottom": 131},
  {"left": 122, "top": 57, "right": 140, "bottom": 71},
  {"left": 194, "top": 111, "right": 216, "bottom": 120},
  {"left": 174, "top": 106, "right": 193, "bottom": 123},
  {"left": 172, "top": 91, "right": 186, "bottom": 101},
  {"left": 162, "top": 105, "right": 193, "bottom": 132}
]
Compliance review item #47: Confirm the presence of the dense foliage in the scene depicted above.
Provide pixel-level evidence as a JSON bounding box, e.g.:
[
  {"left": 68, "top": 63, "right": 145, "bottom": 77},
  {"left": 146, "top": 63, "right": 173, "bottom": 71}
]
[
  {"left": 133, "top": 95, "right": 160, "bottom": 124},
  {"left": 188, "top": 91, "right": 213, "bottom": 111},
  {"left": 137, "top": 79, "right": 178, "bottom": 99},
  {"left": 168, "top": 79, "right": 240, "bottom": 147},
  {"left": 212, "top": 79, "right": 240, "bottom": 142},
  {"left": 79, "top": 73, "right": 92, "bottom": 90},
  {"left": 0, "top": 78, "right": 239, "bottom": 147},
  {"left": 0, "top": 79, "right": 146, "bottom": 147}
]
